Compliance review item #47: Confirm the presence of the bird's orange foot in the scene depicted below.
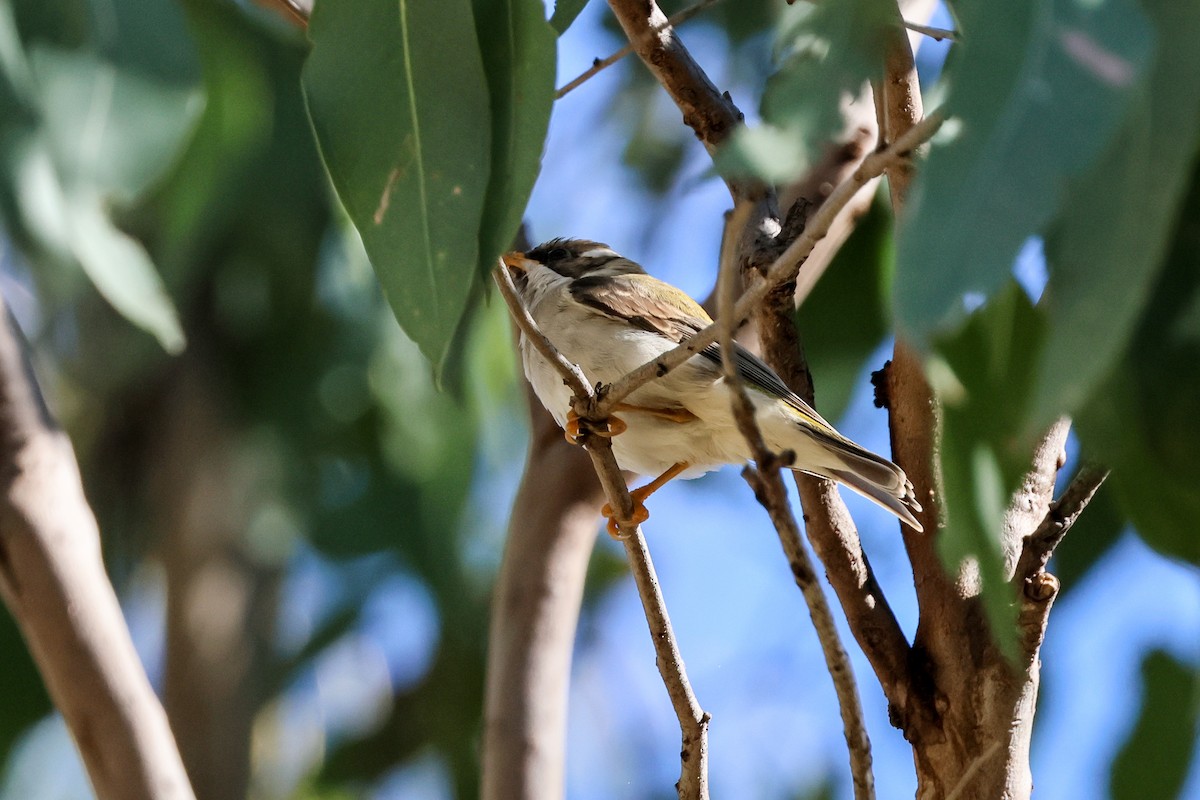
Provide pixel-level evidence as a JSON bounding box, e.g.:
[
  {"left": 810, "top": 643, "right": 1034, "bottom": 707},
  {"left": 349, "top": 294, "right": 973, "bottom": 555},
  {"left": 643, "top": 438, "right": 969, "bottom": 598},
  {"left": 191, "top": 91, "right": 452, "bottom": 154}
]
[
  {"left": 598, "top": 461, "right": 689, "bottom": 539},
  {"left": 563, "top": 409, "right": 627, "bottom": 445},
  {"left": 601, "top": 498, "right": 650, "bottom": 539}
]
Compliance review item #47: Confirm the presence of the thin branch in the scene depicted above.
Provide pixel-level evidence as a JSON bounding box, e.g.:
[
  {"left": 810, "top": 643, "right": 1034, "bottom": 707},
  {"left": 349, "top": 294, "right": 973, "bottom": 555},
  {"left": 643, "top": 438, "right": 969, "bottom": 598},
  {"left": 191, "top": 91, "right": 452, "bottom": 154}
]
[
  {"left": 493, "top": 265, "right": 710, "bottom": 799},
  {"left": 556, "top": 0, "right": 726, "bottom": 99},
  {"left": 716, "top": 207, "right": 876, "bottom": 800},
  {"left": 492, "top": 265, "right": 592, "bottom": 400},
  {"left": 0, "top": 299, "right": 195, "bottom": 800},
  {"left": 902, "top": 20, "right": 958, "bottom": 41},
  {"left": 605, "top": 0, "right": 748, "bottom": 186},
  {"left": 596, "top": 109, "right": 945, "bottom": 417},
  {"left": 1014, "top": 464, "right": 1110, "bottom": 582}
]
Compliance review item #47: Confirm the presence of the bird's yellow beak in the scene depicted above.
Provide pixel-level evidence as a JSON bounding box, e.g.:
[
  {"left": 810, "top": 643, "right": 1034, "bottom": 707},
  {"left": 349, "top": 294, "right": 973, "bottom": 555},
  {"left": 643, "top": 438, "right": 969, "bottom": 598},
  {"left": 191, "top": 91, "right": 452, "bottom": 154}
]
[{"left": 501, "top": 251, "right": 536, "bottom": 273}]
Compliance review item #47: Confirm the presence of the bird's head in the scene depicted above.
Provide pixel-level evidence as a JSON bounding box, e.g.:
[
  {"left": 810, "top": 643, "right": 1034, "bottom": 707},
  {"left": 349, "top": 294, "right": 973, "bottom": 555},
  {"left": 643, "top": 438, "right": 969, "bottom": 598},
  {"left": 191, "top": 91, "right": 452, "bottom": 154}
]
[{"left": 502, "top": 238, "right": 644, "bottom": 298}]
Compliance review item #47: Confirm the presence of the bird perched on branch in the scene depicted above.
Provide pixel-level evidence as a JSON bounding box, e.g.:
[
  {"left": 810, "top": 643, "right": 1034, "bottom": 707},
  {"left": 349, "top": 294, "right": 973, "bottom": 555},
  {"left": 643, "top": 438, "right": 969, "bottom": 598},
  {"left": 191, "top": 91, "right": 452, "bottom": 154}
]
[{"left": 502, "top": 238, "right": 922, "bottom": 536}]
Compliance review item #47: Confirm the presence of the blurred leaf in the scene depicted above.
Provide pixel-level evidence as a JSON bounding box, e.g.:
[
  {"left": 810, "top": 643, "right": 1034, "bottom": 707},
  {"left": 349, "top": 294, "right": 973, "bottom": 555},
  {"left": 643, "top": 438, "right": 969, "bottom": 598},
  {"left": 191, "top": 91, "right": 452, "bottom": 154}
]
[
  {"left": 67, "top": 193, "right": 186, "bottom": 352},
  {"left": 29, "top": 46, "right": 203, "bottom": 204},
  {"left": 717, "top": 0, "right": 894, "bottom": 183},
  {"left": 303, "top": 0, "right": 491, "bottom": 374},
  {"left": 1029, "top": 0, "right": 1200, "bottom": 435},
  {"left": 1110, "top": 650, "right": 1199, "bottom": 800},
  {"left": 932, "top": 284, "right": 1046, "bottom": 657},
  {"left": 469, "top": 0, "right": 555, "bottom": 276},
  {"left": 796, "top": 194, "right": 891, "bottom": 423},
  {"left": 895, "top": 0, "right": 1153, "bottom": 340},
  {"left": 11, "top": 140, "right": 185, "bottom": 351},
  {"left": 1076, "top": 160, "right": 1200, "bottom": 566},
  {"left": 550, "top": 0, "right": 588, "bottom": 34}
]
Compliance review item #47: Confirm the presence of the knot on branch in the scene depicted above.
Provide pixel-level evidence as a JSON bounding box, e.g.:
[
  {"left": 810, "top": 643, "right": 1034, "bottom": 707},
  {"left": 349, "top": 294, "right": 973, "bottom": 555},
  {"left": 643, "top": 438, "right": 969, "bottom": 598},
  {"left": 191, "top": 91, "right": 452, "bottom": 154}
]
[
  {"left": 1023, "top": 571, "right": 1059, "bottom": 604},
  {"left": 870, "top": 361, "right": 893, "bottom": 409}
]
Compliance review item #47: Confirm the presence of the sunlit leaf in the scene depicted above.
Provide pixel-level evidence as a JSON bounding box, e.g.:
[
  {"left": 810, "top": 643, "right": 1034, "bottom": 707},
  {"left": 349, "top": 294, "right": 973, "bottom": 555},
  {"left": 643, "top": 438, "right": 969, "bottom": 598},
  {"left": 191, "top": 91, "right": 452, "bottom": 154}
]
[
  {"left": 717, "top": 0, "right": 894, "bottom": 183},
  {"left": 1110, "top": 650, "right": 1199, "bottom": 800},
  {"left": 303, "top": 0, "right": 491, "bottom": 373},
  {"left": 895, "top": 0, "right": 1153, "bottom": 340},
  {"left": 470, "top": 0, "right": 555, "bottom": 276},
  {"left": 30, "top": 46, "right": 203, "bottom": 205},
  {"left": 932, "top": 284, "right": 1046, "bottom": 657}
]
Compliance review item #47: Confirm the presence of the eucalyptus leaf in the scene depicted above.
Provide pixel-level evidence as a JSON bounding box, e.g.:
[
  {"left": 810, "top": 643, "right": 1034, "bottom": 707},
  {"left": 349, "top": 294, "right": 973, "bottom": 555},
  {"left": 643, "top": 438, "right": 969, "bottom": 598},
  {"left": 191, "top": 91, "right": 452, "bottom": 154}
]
[
  {"left": 895, "top": 0, "right": 1153, "bottom": 340},
  {"left": 550, "top": 0, "right": 589, "bottom": 34},
  {"left": 1075, "top": 163, "right": 1200, "bottom": 566},
  {"left": 303, "top": 0, "right": 492, "bottom": 373},
  {"left": 1030, "top": 0, "right": 1200, "bottom": 434},
  {"left": 471, "top": 0, "right": 555, "bottom": 276},
  {"left": 30, "top": 46, "right": 203, "bottom": 205},
  {"left": 931, "top": 284, "right": 1046, "bottom": 658},
  {"left": 718, "top": 0, "right": 894, "bottom": 183}
]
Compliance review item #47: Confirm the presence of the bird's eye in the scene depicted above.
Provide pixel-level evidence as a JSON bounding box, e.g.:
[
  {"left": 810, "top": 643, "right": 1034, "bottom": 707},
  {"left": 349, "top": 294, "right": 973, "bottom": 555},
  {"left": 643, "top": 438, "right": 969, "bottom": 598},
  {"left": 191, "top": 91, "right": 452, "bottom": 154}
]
[{"left": 545, "top": 247, "right": 571, "bottom": 263}]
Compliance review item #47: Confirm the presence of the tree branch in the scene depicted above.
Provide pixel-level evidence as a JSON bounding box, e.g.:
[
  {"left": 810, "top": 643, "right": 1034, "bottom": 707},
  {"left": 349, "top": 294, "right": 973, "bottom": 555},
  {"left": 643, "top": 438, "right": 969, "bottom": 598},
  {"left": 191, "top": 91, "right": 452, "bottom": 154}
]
[
  {"left": 0, "top": 299, "right": 195, "bottom": 800},
  {"left": 482, "top": 397, "right": 603, "bottom": 800},
  {"left": 556, "top": 0, "right": 727, "bottom": 99},
  {"left": 1014, "top": 463, "right": 1110, "bottom": 583},
  {"left": 716, "top": 207, "right": 876, "bottom": 800},
  {"left": 493, "top": 265, "right": 710, "bottom": 799},
  {"left": 596, "top": 110, "right": 944, "bottom": 418}
]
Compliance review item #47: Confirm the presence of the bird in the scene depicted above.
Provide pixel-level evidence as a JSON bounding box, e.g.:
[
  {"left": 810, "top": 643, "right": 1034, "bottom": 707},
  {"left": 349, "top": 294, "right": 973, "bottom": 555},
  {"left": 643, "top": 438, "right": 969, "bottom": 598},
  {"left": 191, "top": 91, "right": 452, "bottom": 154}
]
[{"left": 501, "top": 238, "right": 923, "bottom": 536}]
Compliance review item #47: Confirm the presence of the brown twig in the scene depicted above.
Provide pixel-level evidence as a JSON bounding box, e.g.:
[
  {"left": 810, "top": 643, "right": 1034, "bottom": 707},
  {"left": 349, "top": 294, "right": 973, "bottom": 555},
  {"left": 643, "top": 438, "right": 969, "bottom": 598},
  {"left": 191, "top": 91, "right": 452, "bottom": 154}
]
[
  {"left": 0, "top": 299, "right": 195, "bottom": 800},
  {"left": 716, "top": 207, "right": 876, "bottom": 800},
  {"left": 556, "top": 0, "right": 726, "bottom": 99},
  {"left": 605, "top": 0, "right": 746, "bottom": 171},
  {"left": 492, "top": 264, "right": 710, "bottom": 799},
  {"left": 1014, "top": 463, "right": 1110, "bottom": 582},
  {"left": 903, "top": 20, "right": 957, "bottom": 41},
  {"left": 596, "top": 109, "right": 945, "bottom": 418}
]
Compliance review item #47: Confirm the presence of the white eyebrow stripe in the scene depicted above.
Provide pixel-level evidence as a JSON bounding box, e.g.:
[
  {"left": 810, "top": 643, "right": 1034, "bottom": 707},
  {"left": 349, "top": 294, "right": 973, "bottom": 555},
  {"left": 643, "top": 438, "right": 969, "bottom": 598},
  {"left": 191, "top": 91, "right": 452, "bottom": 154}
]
[{"left": 580, "top": 248, "right": 618, "bottom": 259}]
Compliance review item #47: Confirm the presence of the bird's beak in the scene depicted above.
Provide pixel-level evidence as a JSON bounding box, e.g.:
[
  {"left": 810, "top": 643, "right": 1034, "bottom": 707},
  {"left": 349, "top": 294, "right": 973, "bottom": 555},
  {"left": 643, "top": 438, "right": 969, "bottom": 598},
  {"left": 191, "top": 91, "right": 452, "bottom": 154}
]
[{"left": 501, "top": 251, "right": 536, "bottom": 274}]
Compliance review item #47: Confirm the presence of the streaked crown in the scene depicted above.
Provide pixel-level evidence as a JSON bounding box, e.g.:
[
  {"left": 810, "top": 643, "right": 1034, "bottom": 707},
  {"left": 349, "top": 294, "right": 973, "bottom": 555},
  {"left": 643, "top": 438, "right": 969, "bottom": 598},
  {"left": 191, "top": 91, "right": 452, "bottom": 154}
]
[{"left": 524, "top": 238, "right": 645, "bottom": 280}]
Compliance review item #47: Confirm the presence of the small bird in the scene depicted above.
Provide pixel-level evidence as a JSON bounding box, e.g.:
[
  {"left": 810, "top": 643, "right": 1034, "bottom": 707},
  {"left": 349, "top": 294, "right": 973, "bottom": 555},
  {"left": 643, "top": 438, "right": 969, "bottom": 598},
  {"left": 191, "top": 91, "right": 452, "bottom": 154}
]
[{"left": 502, "top": 238, "right": 923, "bottom": 535}]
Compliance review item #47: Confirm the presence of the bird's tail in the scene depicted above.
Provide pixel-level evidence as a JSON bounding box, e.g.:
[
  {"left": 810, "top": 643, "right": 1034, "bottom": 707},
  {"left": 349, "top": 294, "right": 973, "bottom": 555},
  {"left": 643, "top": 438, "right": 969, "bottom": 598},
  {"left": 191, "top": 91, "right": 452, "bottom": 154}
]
[{"left": 806, "top": 437, "right": 924, "bottom": 532}]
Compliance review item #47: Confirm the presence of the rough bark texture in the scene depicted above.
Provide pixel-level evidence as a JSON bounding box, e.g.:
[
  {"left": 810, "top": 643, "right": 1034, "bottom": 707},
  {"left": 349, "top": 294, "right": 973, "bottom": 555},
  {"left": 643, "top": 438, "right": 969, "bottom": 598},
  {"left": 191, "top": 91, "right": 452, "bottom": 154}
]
[{"left": 0, "top": 300, "right": 195, "bottom": 800}]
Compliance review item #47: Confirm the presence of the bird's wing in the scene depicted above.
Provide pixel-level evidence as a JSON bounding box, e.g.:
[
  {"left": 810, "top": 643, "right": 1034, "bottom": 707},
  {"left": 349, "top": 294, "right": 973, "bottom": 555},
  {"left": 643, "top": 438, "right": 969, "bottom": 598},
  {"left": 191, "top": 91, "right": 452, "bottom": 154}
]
[
  {"left": 570, "top": 271, "right": 713, "bottom": 342},
  {"left": 571, "top": 272, "right": 841, "bottom": 438}
]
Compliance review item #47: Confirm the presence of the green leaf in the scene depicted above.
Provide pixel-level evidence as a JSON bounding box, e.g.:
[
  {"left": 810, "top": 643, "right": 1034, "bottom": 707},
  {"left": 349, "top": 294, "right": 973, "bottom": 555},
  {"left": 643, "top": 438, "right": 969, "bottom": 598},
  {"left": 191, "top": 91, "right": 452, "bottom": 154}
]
[
  {"left": 795, "top": 193, "right": 891, "bottom": 423},
  {"left": 12, "top": 139, "right": 185, "bottom": 352},
  {"left": 550, "top": 0, "right": 589, "bottom": 34},
  {"left": 1076, "top": 164, "right": 1200, "bottom": 566},
  {"left": 1110, "top": 650, "right": 1200, "bottom": 800},
  {"left": 30, "top": 46, "right": 204, "bottom": 204},
  {"left": 303, "top": 0, "right": 492, "bottom": 373},
  {"left": 66, "top": 193, "right": 186, "bottom": 352},
  {"left": 718, "top": 0, "right": 895, "bottom": 183},
  {"left": 1029, "top": 0, "right": 1200, "bottom": 434},
  {"left": 931, "top": 284, "right": 1046, "bottom": 658},
  {"left": 470, "top": 0, "right": 555, "bottom": 275},
  {"left": 895, "top": 0, "right": 1153, "bottom": 340}
]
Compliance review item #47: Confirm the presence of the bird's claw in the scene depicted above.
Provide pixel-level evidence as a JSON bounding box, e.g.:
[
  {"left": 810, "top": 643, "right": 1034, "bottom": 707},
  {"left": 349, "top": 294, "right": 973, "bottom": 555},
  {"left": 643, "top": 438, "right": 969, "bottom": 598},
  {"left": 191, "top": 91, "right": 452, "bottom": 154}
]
[
  {"left": 564, "top": 410, "right": 627, "bottom": 445},
  {"left": 601, "top": 499, "right": 650, "bottom": 539}
]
